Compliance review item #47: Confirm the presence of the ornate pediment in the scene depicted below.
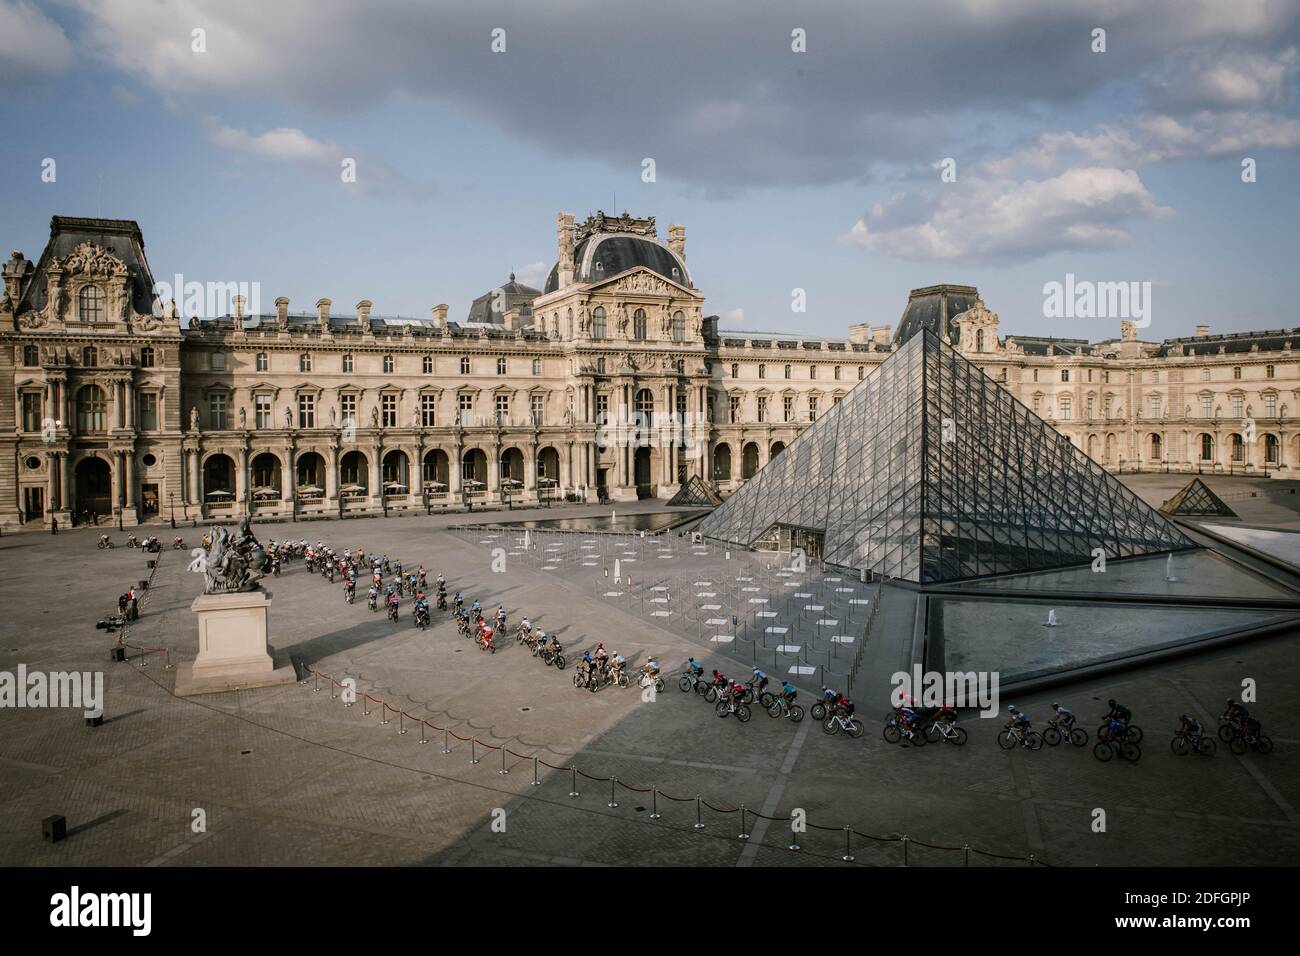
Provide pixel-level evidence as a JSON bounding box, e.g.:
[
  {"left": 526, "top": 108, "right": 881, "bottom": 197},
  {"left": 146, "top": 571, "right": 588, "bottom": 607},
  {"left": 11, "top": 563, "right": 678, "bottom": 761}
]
[
  {"left": 591, "top": 268, "right": 691, "bottom": 298},
  {"left": 575, "top": 210, "right": 656, "bottom": 243},
  {"left": 52, "top": 241, "right": 128, "bottom": 278}
]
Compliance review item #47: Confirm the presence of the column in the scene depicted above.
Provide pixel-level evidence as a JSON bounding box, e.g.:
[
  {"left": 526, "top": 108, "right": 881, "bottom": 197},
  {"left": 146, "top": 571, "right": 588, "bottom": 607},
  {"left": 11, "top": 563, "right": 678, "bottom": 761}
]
[
  {"left": 60, "top": 381, "right": 69, "bottom": 427},
  {"left": 525, "top": 443, "right": 537, "bottom": 494},
  {"left": 46, "top": 454, "right": 58, "bottom": 515},
  {"left": 188, "top": 449, "right": 201, "bottom": 504},
  {"left": 370, "top": 443, "right": 381, "bottom": 500},
  {"left": 236, "top": 446, "right": 248, "bottom": 511},
  {"left": 450, "top": 442, "right": 463, "bottom": 497},
  {"left": 326, "top": 444, "right": 338, "bottom": 503},
  {"left": 60, "top": 452, "right": 70, "bottom": 512},
  {"left": 488, "top": 442, "right": 500, "bottom": 499},
  {"left": 124, "top": 450, "right": 136, "bottom": 512},
  {"left": 112, "top": 451, "right": 123, "bottom": 511}
]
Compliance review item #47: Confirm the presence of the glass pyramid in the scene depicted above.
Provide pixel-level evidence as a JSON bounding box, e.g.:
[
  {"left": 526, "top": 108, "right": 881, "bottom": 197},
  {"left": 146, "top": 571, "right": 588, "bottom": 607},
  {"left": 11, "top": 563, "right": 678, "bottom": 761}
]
[
  {"left": 699, "top": 329, "right": 1195, "bottom": 584},
  {"left": 1160, "top": 478, "right": 1238, "bottom": 517},
  {"left": 667, "top": 474, "right": 723, "bottom": 507}
]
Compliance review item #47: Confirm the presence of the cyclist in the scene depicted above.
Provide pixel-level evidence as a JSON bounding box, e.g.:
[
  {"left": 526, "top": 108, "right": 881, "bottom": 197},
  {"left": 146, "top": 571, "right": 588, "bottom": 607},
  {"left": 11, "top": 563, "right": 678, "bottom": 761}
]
[
  {"left": 453, "top": 591, "right": 463, "bottom": 611},
  {"left": 642, "top": 656, "right": 660, "bottom": 681},
  {"left": 385, "top": 588, "right": 399, "bottom": 620},
  {"left": 367, "top": 584, "right": 379, "bottom": 610},
  {"left": 710, "top": 670, "right": 728, "bottom": 695},
  {"left": 1051, "top": 702, "right": 1075, "bottom": 730},
  {"left": 519, "top": 617, "right": 533, "bottom": 641},
  {"left": 751, "top": 667, "right": 769, "bottom": 697},
  {"left": 495, "top": 605, "right": 507, "bottom": 630},
  {"left": 609, "top": 654, "right": 626, "bottom": 684},
  {"left": 779, "top": 681, "right": 797, "bottom": 704},
  {"left": 1224, "top": 699, "right": 1250, "bottom": 724},
  {"left": 1104, "top": 698, "right": 1132, "bottom": 726},
  {"left": 1177, "top": 713, "right": 1203, "bottom": 741},
  {"left": 344, "top": 578, "right": 356, "bottom": 603},
  {"left": 686, "top": 657, "right": 704, "bottom": 679}
]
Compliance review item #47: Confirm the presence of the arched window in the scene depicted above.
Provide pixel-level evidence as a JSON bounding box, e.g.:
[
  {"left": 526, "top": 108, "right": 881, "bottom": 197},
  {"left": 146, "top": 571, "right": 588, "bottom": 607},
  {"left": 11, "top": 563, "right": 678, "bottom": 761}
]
[
  {"left": 76, "top": 385, "right": 107, "bottom": 433},
  {"left": 634, "top": 388, "right": 654, "bottom": 428},
  {"left": 82, "top": 346, "right": 98, "bottom": 367},
  {"left": 1200, "top": 434, "right": 1214, "bottom": 461},
  {"left": 567, "top": 308, "right": 574, "bottom": 339},
  {"left": 671, "top": 310, "right": 685, "bottom": 342},
  {"left": 592, "top": 307, "right": 607, "bottom": 339},
  {"left": 633, "top": 308, "right": 647, "bottom": 340},
  {"left": 78, "top": 285, "right": 105, "bottom": 323},
  {"left": 1266, "top": 433, "right": 1280, "bottom": 464},
  {"left": 1232, "top": 433, "right": 1245, "bottom": 462},
  {"left": 1150, "top": 433, "right": 1162, "bottom": 460}
]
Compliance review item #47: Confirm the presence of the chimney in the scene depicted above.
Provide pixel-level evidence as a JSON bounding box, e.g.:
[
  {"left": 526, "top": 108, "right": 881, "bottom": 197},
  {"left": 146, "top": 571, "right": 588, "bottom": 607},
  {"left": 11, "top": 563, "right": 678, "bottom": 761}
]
[
  {"left": 503, "top": 307, "right": 520, "bottom": 331},
  {"left": 315, "top": 298, "right": 331, "bottom": 327},
  {"left": 668, "top": 223, "right": 685, "bottom": 259},
  {"left": 356, "top": 299, "right": 373, "bottom": 324},
  {"left": 274, "top": 296, "right": 289, "bottom": 325},
  {"left": 232, "top": 294, "right": 246, "bottom": 320},
  {"left": 556, "top": 212, "right": 575, "bottom": 289},
  {"left": 848, "top": 322, "right": 871, "bottom": 344},
  {"left": 1196, "top": 324, "right": 1210, "bottom": 337},
  {"left": 871, "top": 325, "right": 892, "bottom": 347},
  {"left": 430, "top": 304, "right": 448, "bottom": 329}
]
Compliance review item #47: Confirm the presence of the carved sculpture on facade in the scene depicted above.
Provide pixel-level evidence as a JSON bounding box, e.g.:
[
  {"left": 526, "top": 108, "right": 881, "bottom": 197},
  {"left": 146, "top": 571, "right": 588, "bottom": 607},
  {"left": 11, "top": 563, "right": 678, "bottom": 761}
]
[{"left": 190, "top": 406, "right": 200, "bottom": 431}]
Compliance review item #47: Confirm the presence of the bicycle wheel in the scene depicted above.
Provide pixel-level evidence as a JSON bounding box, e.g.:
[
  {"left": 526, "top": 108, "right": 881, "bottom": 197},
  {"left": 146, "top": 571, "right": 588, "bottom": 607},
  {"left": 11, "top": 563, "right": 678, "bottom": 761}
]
[
  {"left": 1229, "top": 735, "right": 1247, "bottom": 755},
  {"left": 715, "top": 701, "right": 731, "bottom": 719},
  {"left": 704, "top": 687, "right": 719, "bottom": 703},
  {"left": 1217, "top": 723, "right": 1234, "bottom": 742},
  {"left": 554, "top": 655, "right": 566, "bottom": 670},
  {"left": 767, "top": 701, "right": 783, "bottom": 718},
  {"left": 1042, "top": 725, "right": 1061, "bottom": 746},
  {"left": 822, "top": 717, "right": 841, "bottom": 736},
  {"left": 1255, "top": 735, "right": 1273, "bottom": 755},
  {"left": 1121, "top": 742, "right": 1141, "bottom": 762},
  {"left": 758, "top": 692, "right": 774, "bottom": 710},
  {"left": 924, "top": 722, "right": 942, "bottom": 744},
  {"left": 1195, "top": 737, "right": 1217, "bottom": 756},
  {"left": 678, "top": 677, "right": 692, "bottom": 693},
  {"left": 1126, "top": 725, "right": 1144, "bottom": 744},
  {"left": 884, "top": 723, "right": 902, "bottom": 744},
  {"left": 1093, "top": 741, "right": 1114, "bottom": 762},
  {"left": 811, "top": 703, "right": 827, "bottom": 721},
  {"left": 1171, "top": 736, "right": 1190, "bottom": 756},
  {"left": 1025, "top": 732, "right": 1043, "bottom": 751},
  {"left": 845, "top": 718, "right": 864, "bottom": 739},
  {"left": 788, "top": 705, "right": 804, "bottom": 723},
  {"left": 736, "top": 705, "right": 752, "bottom": 723},
  {"left": 997, "top": 730, "right": 1016, "bottom": 750},
  {"left": 655, "top": 678, "right": 665, "bottom": 693},
  {"left": 951, "top": 727, "right": 968, "bottom": 746},
  {"left": 1069, "top": 728, "right": 1089, "bottom": 747}
]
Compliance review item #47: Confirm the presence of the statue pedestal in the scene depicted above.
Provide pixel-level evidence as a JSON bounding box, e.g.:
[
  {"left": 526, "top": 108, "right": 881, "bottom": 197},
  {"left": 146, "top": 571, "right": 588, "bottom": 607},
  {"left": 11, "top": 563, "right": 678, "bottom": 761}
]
[{"left": 173, "top": 590, "right": 297, "bottom": 696}]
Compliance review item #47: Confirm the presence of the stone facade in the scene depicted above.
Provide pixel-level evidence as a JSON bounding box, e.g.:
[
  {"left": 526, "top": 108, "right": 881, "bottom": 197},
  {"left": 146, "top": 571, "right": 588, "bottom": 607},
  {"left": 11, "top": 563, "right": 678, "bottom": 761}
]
[{"left": 3, "top": 214, "right": 1299, "bottom": 530}]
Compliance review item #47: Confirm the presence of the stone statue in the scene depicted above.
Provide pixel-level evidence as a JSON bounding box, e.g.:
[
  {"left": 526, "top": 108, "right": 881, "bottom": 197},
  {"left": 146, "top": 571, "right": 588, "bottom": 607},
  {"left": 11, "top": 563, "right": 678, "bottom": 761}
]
[
  {"left": 330, "top": 406, "right": 337, "bottom": 427},
  {"left": 238, "top": 406, "right": 247, "bottom": 429},
  {"left": 189, "top": 406, "right": 199, "bottom": 431},
  {"left": 202, "top": 517, "right": 266, "bottom": 593},
  {"left": 564, "top": 397, "right": 574, "bottom": 426},
  {"left": 412, "top": 406, "right": 421, "bottom": 428},
  {"left": 283, "top": 406, "right": 292, "bottom": 428},
  {"left": 617, "top": 305, "right": 629, "bottom": 334},
  {"left": 371, "top": 406, "right": 380, "bottom": 428}
]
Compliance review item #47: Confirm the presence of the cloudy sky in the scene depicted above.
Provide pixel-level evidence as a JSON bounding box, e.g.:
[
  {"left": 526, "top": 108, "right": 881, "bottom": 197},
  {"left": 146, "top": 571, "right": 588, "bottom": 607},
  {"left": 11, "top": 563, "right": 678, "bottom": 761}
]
[{"left": 2, "top": 0, "right": 1298, "bottom": 341}]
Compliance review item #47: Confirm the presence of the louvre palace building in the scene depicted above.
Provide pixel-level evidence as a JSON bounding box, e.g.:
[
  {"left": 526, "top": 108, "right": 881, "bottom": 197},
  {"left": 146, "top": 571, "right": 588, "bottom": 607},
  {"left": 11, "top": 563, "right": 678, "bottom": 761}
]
[{"left": 2, "top": 212, "right": 1298, "bottom": 530}]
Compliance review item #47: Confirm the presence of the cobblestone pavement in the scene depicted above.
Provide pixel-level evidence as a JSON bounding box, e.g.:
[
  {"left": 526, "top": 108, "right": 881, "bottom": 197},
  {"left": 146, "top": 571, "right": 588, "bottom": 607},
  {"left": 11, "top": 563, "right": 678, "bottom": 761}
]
[{"left": 1, "top": 505, "right": 1297, "bottom": 866}]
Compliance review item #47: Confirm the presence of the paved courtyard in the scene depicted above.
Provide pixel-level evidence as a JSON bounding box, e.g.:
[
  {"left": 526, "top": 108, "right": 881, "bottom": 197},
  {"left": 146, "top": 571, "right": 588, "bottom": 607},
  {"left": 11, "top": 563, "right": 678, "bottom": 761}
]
[{"left": 1, "top": 499, "right": 1298, "bottom": 866}]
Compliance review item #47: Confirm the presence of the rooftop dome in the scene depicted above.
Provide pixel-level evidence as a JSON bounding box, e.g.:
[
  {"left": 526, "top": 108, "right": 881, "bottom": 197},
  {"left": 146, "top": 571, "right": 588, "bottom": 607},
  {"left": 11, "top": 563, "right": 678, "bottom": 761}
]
[
  {"left": 466, "top": 272, "right": 542, "bottom": 324},
  {"left": 544, "top": 233, "right": 691, "bottom": 293},
  {"left": 893, "top": 284, "right": 980, "bottom": 347}
]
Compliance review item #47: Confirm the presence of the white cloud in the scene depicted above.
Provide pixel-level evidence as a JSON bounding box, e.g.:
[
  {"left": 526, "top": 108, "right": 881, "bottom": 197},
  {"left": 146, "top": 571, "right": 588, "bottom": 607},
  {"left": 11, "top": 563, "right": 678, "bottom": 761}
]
[
  {"left": 0, "top": 0, "right": 72, "bottom": 79},
  {"left": 722, "top": 308, "right": 745, "bottom": 326},
  {"left": 512, "top": 261, "right": 548, "bottom": 288},
  {"left": 848, "top": 167, "right": 1171, "bottom": 263}
]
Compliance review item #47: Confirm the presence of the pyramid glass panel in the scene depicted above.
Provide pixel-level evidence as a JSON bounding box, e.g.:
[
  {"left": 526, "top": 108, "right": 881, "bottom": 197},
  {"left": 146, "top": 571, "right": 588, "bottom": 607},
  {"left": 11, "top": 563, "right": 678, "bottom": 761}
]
[
  {"left": 1160, "top": 478, "right": 1238, "bottom": 517},
  {"left": 667, "top": 475, "right": 723, "bottom": 507},
  {"left": 699, "top": 330, "right": 1195, "bottom": 584}
]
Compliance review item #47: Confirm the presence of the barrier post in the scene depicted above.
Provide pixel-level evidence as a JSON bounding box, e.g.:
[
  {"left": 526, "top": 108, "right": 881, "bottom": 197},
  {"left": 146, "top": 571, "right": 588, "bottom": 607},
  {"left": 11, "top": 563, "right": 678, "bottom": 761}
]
[
  {"left": 419, "top": 721, "right": 428, "bottom": 745},
  {"left": 363, "top": 695, "right": 370, "bottom": 717},
  {"left": 380, "top": 703, "right": 390, "bottom": 726},
  {"left": 842, "top": 827, "right": 855, "bottom": 863},
  {"left": 531, "top": 756, "right": 541, "bottom": 786},
  {"left": 789, "top": 814, "right": 801, "bottom": 852},
  {"left": 569, "top": 767, "right": 579, "bottom": 798},
  {"left": 469, "top": 738, "right": 479, "bottom": 764},
  {"left": 441, "top": 727, "right": 451, "bottom": 754},
  {"left": 313, "top": 671, "right": 320, "bottom": 692},
  {"left": 738, "top": 806, "right": 749, "bottom": 841},
  {"left": 608, "top": 777, "right": 618, "bottom": 808},
  {"left": 649, "top": 788, "right": 660, "bottom": 819},
  {"left": 694, "top": 797, "right": 705, "bottom": 829},
  {"left": 903, "top": 834, "right": 909, "bottom": 866},
  {"left": 398, "top": 711, "right": 407, "bottom": 735},
  {"left": 500, "top": 747, "right": 509, "bottom": 776},
  {"left": 330, "top": 678, "right": 338, "bottom": 700},
  {"left": 963, "top": 843, "right": 970, "bottom": 867}
]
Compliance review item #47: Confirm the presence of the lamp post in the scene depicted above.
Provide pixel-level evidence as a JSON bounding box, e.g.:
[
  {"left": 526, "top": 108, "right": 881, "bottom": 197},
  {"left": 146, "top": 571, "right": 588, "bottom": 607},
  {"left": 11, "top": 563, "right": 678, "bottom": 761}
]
[{"left": 169, "top": 490, "right": 176, "bottom": 529}]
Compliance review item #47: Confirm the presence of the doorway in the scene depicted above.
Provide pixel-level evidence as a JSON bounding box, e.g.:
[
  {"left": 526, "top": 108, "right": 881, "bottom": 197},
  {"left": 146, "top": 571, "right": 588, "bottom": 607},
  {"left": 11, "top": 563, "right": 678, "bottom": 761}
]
[
  {"left": 634, "top": 447, "right": 653, "bottom": 498},
  {"left": 23, "top": 487, "right": 44, "bottom": 521},
  {"left": 75, "top": 457, "right": 112, "bottom": 521}
]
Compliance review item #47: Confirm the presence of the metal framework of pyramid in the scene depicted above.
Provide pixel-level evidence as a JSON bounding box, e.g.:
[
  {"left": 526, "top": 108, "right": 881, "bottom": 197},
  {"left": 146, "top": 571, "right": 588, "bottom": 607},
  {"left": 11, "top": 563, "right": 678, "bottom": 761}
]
[
  {"left": 667, "top": 474, "right": 723, "bottom": 507},
  {"left": 1160, "top": 478, "right": 1238, "bottom": 518},
  {"left": 699, "top": 329, "right": 1195, "bottom": 584}
]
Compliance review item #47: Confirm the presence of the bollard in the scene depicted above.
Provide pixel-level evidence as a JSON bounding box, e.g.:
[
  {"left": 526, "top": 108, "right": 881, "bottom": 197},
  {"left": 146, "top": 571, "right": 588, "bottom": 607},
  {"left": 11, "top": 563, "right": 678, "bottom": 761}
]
[
  {"left": 738, "top": 806, "right": 749, "bottom": 841},
  {"left": 963, "top": 843, "right": 970, "bottom": 867},
  {"left": 165, "top": 649, "right": 173, "bottom": 670},
  {"left": 380, "top": 703, "right": 390, "bottom": 726},
  {"left": 569, "top": 767, "right": 579, "bottom": 798},
  {"left": 649, "top": 788, "right": 660, "bottom": 819},
  {"left": 313, "top": 671, "right": 320, "bottom": 692},
  {"left": 608, "top": 777, "right": 618, "bottom": 808},
  {"left": 789, "top": 815, "right": 801, "bottom": 852},
  {"left": 842, "top": 827, "right": 855, "bottom": 863},
  {"left": 469, "top": 738, "right": 479, "bottom": 765},
  {"left": 441, "top": 727, "right": 452, "bottom": 754},
  {"left": 500, "top": 747, "right": 509, "bottom": 776},
  {"left": 419, "top": 721, "right": 428, "bottom": 745},
  {"left": 903, "top": 834, "right": 909, "bottom": 867},
  {"left": 694, "top": 796, "right": 705, "bottom": 829},
  {"left": 330, "top": 680, "right": 338, "bottom": 700},
  {"left": 399, "top": 711, "right": 407, "bottom": 735},
  {"left": 363, "top": 695, "right": 370, "bottom": 717},
  {"left": 531, "top": 756, "right": 541, "bottom": 787}
]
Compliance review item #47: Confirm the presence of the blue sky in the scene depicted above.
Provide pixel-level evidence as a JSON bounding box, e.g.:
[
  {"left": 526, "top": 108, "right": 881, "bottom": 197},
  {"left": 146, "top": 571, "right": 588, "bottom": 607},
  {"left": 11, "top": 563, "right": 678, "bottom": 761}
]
[{"left": 2, "top": 0, "right": 1298, "bottom": 342}]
